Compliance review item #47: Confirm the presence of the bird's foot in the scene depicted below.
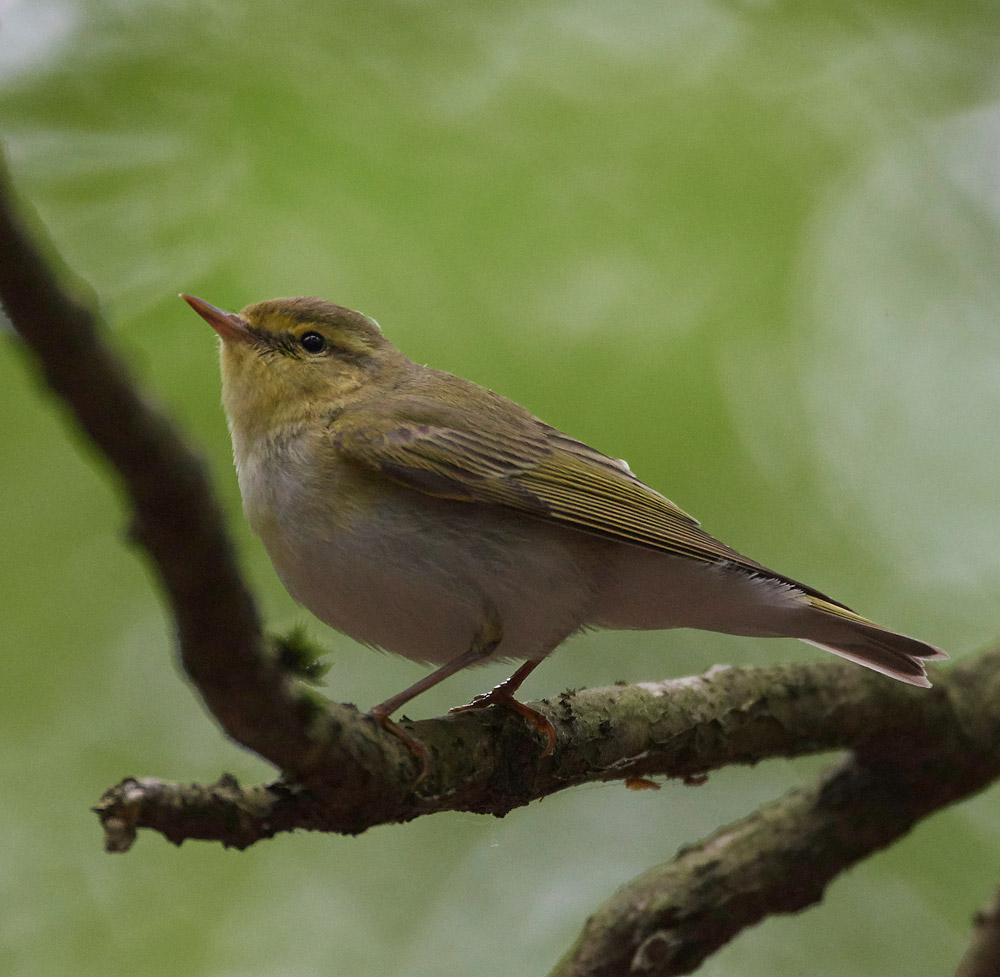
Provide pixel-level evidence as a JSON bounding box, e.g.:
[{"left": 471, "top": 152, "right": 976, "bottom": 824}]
[{"left": 450, "top": 688, "right": 556, "bottom": 757}]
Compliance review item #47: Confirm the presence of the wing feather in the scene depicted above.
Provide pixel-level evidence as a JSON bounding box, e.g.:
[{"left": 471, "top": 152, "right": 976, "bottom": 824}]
[{"left": 329, "top": 385, "right": 848, "bottom": 608}]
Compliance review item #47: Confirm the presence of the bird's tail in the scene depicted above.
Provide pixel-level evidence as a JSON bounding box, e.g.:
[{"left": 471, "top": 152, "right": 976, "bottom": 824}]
[{"left": 799, "top": 595, "right": 948, "bottom": 688}]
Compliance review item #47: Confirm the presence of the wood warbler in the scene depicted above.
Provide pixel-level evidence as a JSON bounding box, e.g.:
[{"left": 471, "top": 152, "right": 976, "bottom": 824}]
[{"left": 183, "top": 293, "right": 946, "bottom": 759}]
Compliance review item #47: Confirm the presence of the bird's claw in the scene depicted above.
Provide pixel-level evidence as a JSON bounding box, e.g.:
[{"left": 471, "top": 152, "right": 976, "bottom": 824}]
[{"left": 450, "top": 689, "right": 556, "bottom": 757}]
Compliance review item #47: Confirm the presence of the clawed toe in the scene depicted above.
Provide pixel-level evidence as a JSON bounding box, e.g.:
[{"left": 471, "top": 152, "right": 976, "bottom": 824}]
[
  {"left": 448, "top": 692, "right": 493, "bottom": 714},
  {"left": 450, "top": 690, "right": 556, "bottom": 757}
]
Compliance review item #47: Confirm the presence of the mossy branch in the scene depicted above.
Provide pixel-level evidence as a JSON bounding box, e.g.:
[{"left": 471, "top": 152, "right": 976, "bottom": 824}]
[{"left": 551, "top": 655, "right": 1000, "bottom": 976}]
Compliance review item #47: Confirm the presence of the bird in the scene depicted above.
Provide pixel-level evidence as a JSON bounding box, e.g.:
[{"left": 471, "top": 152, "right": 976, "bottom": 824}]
[{"left": 182, "top": 293, "right": 947, "bottom": 764}]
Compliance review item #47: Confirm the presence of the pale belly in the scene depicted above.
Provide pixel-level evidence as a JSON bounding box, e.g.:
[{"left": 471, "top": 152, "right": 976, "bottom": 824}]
[
  {"left": 236, "top": 437, "right": 815, "bottom": 667},
  {"left": 242, "top": 457, "right": 609, "bottom": 665}
]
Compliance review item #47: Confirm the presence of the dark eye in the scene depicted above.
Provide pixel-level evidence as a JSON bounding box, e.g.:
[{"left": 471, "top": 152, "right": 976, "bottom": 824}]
[{"left": 299, "top": 331, "right": 327, "bottom": 354}]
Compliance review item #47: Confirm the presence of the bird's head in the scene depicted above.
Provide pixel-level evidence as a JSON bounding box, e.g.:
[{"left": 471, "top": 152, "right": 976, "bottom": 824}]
[{"left": 183, "top": 294, "right": 399, "bottom": 443}]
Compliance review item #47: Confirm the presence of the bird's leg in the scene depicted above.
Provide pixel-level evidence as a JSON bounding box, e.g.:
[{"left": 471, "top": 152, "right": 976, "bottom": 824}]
[
  {"left": 367, "top": 607, "right": 505, "bottom": 778},
  {"left": 449, "top": 659, "right": 556, "bottom": 757}
]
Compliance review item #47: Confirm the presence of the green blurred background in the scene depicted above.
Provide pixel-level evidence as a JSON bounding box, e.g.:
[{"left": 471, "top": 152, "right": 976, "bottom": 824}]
[{"left": 2, "top": 2, "right": 999, "bottom": 974}]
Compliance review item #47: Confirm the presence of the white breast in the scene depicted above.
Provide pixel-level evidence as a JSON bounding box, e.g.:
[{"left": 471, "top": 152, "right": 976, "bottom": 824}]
[{"left": 236, "top": 434, "right": 606, "bottom": 665}]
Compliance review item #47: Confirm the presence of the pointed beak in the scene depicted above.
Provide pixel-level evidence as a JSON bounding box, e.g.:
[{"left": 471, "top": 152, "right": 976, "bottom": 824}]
[{"left": 180, "top": 294, "right": 253, "bottom": 344}]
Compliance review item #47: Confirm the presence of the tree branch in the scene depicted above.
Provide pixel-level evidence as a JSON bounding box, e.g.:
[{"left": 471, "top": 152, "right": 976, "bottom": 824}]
[
  {"left": 0, "top": 143, "right": 423, "bottom": 823},
  {"left": 4, "top": 141, "right": 995, "bottom": 976},
  {"left": 89, "top": 650, "right": 993, "bottom": 840},
  {"left": 550, "top": 653, "right": 1000, "bottom": 976}
]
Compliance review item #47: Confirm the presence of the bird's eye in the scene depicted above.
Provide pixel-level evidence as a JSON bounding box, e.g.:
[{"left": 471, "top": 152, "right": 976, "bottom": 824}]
[{"left": 299, "top": 331, "right": 327, "bottom": 354}]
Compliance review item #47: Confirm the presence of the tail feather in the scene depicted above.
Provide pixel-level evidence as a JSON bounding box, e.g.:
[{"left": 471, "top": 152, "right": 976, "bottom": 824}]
[
  {"left": 802, "top": 637, "right": 934, "bottom": 687},
  {"left": 800, "top": 595, "right": 947, "bottom": 688}
]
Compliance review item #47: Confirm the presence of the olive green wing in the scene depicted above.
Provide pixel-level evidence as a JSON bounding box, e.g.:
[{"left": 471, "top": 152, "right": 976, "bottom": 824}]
[{"left": 330, "top": 403, "right": 787, "bottom": 578}]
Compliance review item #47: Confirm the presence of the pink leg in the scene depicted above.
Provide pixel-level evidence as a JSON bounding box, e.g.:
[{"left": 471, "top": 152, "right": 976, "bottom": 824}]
[{"left": 368, "top": 615, "right": 505, "bottom": 778}]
